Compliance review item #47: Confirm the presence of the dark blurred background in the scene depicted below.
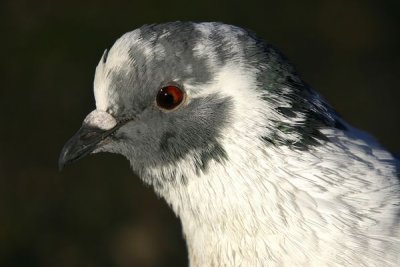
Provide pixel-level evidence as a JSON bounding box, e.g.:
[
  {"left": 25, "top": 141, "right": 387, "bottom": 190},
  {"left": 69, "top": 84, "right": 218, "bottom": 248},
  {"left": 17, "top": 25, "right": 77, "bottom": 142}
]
[{"left": 1, "top": 0, "right": 399, "bottom": 266}]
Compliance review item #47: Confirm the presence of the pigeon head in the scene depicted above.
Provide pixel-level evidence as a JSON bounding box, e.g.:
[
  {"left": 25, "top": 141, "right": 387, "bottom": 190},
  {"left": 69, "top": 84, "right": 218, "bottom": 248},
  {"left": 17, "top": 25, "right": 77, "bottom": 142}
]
[{"left": 59, "top": 22, "right": 337, "bottom": 191}]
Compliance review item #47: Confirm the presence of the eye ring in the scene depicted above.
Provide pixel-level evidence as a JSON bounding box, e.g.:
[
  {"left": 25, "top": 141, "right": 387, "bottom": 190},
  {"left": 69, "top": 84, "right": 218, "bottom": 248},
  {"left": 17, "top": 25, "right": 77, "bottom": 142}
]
[{"left": 156, "top": 84, "right": 185, "bottom": 111}]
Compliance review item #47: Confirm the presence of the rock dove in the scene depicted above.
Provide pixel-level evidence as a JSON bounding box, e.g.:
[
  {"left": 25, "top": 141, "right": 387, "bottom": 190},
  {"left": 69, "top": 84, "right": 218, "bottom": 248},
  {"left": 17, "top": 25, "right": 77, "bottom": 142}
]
[{"left": 59, "top": 22, "right": 400, "bottom": 266}]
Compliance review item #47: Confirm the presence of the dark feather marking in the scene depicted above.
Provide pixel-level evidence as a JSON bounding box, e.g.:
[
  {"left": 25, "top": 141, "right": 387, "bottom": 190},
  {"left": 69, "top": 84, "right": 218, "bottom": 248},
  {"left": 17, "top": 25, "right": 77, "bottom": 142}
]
[
  {"left": 194, "top": 143, "right": 228, "bottom": 175},
  {"left": 260, "top": 73, "right": 345, "bottom": 150}
]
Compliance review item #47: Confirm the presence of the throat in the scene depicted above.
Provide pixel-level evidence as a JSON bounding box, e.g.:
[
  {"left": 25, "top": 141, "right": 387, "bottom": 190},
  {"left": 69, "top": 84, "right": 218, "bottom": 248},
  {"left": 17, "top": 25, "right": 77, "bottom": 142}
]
[{"left": 157, "top": 151, "right": 323, "bottom": 266}]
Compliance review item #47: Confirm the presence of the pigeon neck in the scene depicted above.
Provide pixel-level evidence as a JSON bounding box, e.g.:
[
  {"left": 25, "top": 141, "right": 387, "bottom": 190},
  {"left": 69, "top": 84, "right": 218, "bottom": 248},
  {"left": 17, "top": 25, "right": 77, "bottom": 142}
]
[
  {"left": 158, "top": 127, "right": 400, "bottom": 266},
  {"left": 159, "top": 144, "right": 323, "bottom": 266}
]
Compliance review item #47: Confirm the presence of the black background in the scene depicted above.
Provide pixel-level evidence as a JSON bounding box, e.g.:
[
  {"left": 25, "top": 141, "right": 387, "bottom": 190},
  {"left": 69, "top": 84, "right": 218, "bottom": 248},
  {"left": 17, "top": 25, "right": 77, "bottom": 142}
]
[{"left": 1, "top": 0, "right": 399, "bottom": 266}]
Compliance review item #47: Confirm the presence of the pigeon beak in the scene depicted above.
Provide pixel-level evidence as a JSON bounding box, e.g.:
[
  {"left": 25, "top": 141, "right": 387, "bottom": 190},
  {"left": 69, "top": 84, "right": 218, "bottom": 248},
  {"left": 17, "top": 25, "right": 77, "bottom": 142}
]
[
  {"left": 58, "top": 123, "right": 117, "bottom": 171},
  {"left": 58, "top": 110, "right": 132, "bottom": 171}
]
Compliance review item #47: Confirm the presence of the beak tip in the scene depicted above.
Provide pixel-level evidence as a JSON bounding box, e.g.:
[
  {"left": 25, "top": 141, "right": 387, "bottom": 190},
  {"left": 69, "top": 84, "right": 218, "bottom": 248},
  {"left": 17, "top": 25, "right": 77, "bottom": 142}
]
[
  {"left": 59, "top": 121, "right": 114, "bottom": 172},
  {"left": 58, "top": 147, "right": 68, "bottom": 171}
]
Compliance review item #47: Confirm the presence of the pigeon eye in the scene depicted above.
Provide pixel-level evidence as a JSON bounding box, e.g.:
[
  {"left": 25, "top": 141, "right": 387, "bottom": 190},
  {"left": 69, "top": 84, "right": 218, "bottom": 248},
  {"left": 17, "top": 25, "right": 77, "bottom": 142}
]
[{"left": 156, "top": 85, "right": 184, "bottom": 110}]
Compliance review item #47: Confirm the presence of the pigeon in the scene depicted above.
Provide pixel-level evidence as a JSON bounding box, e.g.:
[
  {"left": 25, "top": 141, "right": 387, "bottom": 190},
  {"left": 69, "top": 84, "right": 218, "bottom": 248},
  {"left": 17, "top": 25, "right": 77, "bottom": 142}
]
[{"left": 59, "top": 22, "right": 400, "bottom": 266}]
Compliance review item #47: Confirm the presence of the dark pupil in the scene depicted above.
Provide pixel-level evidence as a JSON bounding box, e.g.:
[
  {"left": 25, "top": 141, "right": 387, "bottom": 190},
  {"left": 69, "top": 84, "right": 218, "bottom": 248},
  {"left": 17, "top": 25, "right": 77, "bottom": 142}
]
[{"left": 157, "top": 89, "right": 176, "bottom": 109}]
